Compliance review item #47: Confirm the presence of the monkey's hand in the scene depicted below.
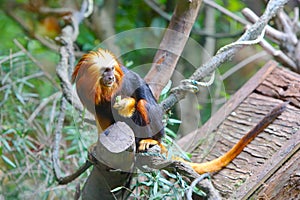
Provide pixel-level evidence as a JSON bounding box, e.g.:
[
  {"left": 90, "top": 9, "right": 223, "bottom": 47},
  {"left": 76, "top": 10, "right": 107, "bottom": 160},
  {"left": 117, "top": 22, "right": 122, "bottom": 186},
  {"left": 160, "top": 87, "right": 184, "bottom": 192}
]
[
  {"left": 139, "top": 139, "right": 167, "bottom": 154},
  {"left": 113, "top": 96, "right": 136, "bottom": 117}
]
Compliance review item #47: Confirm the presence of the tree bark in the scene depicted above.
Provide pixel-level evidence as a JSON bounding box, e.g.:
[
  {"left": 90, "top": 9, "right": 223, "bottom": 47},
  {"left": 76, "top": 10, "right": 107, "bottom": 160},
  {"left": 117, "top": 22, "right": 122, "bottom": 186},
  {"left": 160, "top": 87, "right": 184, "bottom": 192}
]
[
  {"left": 82, "top": 122, "right": 135, "bottom": 200},
  {"left": 145, "top": 0, "right": 203, "bottom": 99}
]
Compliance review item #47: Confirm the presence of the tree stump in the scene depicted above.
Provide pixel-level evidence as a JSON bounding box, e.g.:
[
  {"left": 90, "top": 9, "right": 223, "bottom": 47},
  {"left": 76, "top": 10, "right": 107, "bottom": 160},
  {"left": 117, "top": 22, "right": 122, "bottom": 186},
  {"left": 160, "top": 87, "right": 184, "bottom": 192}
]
[{"left": 82, "top": 122, "right": 135, "bottom": 200}]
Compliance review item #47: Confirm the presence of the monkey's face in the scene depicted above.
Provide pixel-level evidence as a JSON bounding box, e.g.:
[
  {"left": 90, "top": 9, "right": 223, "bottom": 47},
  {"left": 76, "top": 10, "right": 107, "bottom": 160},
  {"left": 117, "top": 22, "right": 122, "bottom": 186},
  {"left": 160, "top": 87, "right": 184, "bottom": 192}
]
[
  {"left": 72, "top": 49, "right": 124, "bottom": 109},
  {"left": 100, "top": 65, "right": 116, "bottom": 87},
  {"left": 89, "top": 49, "right": 119, "bottom": 88}
]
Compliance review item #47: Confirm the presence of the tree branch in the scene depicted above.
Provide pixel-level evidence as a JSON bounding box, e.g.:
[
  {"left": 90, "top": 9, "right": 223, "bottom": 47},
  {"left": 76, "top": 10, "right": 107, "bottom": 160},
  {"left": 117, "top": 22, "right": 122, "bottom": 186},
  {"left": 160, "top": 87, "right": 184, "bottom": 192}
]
[
  {"left": 160, "top": 0, "right": 290, "bottom": 112},
  {"left": 144, "top": 0, "right": 203, "bottom": 99},
  {"left": 52, "top": 97, "right": 67, "bottom": 180},
  {"left": 203, "top": 0, "right": 249, "bottom": 25},
  {"left": 52, "top": 0, "right": 94, "bottom": 182},
  {"left": 242, "top": 8, "right": 298, "bottom": 71},
  {"left": 144, "top": 0, "right": 172, "bottom": 20}
]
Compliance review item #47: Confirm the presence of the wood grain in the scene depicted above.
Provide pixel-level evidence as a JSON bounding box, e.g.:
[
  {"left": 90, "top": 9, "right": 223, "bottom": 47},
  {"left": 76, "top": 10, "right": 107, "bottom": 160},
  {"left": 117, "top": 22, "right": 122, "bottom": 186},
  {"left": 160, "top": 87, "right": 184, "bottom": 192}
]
[
  {"left": 193, "top": 94, "right": 300, "bottom": 198},
  {"left": 178, "top": 60, "right": 277, "bottom": 153},
  {"left": 178, "top": 60, "right": 300, "bottom": 198}
]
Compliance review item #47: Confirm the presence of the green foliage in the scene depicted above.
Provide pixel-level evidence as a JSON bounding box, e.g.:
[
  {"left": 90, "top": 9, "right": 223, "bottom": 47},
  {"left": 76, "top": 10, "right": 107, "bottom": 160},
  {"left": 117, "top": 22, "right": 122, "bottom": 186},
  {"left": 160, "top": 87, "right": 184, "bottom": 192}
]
[
  {"left": 130, "top": 169, "right": 206, "bottom": 199},
  {"left": 77, "top": 24, "right": 99, "bottom": 51},
  {"left": 0, "top": 11, "right": 24, "bottom": 54},
  {"left": 0, "top": 50, "right": 94, "bottom": 199}
]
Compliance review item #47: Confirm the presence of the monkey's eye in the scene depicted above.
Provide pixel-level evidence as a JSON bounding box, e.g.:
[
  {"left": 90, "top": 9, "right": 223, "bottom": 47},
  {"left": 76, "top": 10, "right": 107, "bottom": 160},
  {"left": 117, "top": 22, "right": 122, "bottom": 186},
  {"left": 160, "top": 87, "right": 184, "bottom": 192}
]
[
  {"left": 104, "top": 68, "right": 111, "bottom": 72},
  {"left": 104, "top": 66, "right": 114, "bottom": 72}
]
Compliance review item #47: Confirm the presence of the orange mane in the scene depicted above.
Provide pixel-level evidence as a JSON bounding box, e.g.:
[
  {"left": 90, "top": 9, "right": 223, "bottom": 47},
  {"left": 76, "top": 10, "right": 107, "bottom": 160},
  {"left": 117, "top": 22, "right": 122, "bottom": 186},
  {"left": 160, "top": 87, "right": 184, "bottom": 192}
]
[{"left": 72, "top": 49, "right": 124, "bottom": 114}]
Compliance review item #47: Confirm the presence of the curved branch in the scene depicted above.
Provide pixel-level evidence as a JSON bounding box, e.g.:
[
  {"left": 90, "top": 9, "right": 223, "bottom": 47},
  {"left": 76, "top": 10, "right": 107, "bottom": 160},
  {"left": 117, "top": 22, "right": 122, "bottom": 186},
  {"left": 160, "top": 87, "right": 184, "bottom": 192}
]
[{"left": 144, "top": 0, "right": 172, "bottom": 20}]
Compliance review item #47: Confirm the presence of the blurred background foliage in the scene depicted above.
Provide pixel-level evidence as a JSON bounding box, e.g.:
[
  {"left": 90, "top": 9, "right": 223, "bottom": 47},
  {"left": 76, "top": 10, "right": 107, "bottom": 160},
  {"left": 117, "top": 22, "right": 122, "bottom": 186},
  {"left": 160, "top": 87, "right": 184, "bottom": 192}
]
[{"left": 0, "top": 0, "right": 296, "bottom": 199}]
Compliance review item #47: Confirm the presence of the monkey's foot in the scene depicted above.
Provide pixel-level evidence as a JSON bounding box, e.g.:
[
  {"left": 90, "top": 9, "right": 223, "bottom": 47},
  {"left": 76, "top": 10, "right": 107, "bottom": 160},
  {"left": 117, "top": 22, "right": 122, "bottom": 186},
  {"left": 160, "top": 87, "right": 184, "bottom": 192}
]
[
  {"left": 139, "top": 139, "right": 167, "bottom": 154},
  {"left": 113, "top": 96, "right": 136, "bottom": 117}
]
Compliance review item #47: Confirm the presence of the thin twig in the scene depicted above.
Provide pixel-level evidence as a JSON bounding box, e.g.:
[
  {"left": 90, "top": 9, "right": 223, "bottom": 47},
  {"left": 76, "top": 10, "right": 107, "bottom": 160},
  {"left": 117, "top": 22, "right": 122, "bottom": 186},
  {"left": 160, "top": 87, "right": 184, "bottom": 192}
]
[
  {"left": 38, "top": 7, "right": 74, "bottom": 16},
  {"left": 186, "top": 173, "right": 211, "bottom": 200},
  {"left": 203, "top": 0, "right": 249, "bottom": 25},
  {"left": 259, "top": 39, "right": 297, "bottom": 70},
  {"left": 143, "top": 0, "right": 172, "bottom": 20},
  {"left": 278, "top": 10, "right": 298, "bottom": 45},
  {"left": 23, "top": 109, "right": 47, "bottom": 139},
  {"left": 292, "top": 7, "right": 299, "bottom": 27},
  {"left": 52, "top": 97, "right": 67, "bottom": 180},
  {"left": 5, "top": 6, "right": 60, "bottom": 52},
  {"left": 58, "top": 160, "right": 92, "bottom": 185},
  {"left": 74, "top": 183, "right": 81, "bottom": 200},
  {"left": 193, "top": 29, "right": 244, "bottom": 39},
  {"left": 0, "top": 51, "right": 24, "bottom": 65},
  {"left": 0, "top": 72, "right": 44, "bottom": 92},
  {"left": 242, "top": 8, "right": 298, "bottom": 70},
  {"left": 28, "top": 92, "right": 61, "bottom": 123},
  {"left": 242, "top": 8, "right": 286, "bottom": 43},
  {"left": 205, "top": 1, "right": 298, "bottom": 71}
]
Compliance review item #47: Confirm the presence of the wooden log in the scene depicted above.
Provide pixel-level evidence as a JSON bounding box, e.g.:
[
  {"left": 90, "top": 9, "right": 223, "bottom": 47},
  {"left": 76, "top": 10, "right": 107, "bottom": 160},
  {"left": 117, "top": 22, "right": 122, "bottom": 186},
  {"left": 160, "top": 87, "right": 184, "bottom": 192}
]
[
  {"left": 256, "top": 66, "right": 300, "bottom": 108},
  {"left": 82, "top": 122, "right": 135, "bottom": 200},
  {"left": 95, "top": 122, "right": 136, "bottom": 172},
  {"left": 255, "top": 150, "right": 300, "bottom": 199}
]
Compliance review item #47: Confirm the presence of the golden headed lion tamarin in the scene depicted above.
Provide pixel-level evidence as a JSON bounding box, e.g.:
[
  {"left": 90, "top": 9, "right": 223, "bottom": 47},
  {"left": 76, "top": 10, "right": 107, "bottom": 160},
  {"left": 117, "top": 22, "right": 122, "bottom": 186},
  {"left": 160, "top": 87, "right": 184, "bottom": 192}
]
[
  {"left": 72, "top": 48, "right": 165, "bottom": 152},
  {"left": 72, "top": 48, "right": 286, "bottom": 174}
]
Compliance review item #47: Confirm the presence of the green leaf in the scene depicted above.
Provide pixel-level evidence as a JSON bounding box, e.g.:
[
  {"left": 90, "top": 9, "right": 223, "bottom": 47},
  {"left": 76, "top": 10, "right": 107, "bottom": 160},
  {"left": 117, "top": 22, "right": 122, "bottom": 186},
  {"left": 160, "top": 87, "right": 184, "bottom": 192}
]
[
  {"left": 161, "top": 170, "right": 177, "bottom": 179},
  {"left": 1, "top": 72, "right": 11, "bottom": 84},
  {"left": 25, "top": 139, "right": 37, "bottom": 151},
  {"left": 2, "top": 139, "right": 12, "bottom": 151},
  {"left": 160, "top": 80, "right": 172, "bottom": 96},
  {"left": 15, "top": 92, "right": 25, "bottom": 105},
  {"left": 67, "top": 145, "right": 79, "bottom": 154},
  {"left": 168, "top": 118, "right": 182, "bottom": 124},
  {"left": 164, "top": 127, "right": 177, "bottom": 138},
  {"left": 158, "top": 177, "right": 173, "bottom": 186},
  {"left": 193, "top": 187, "right": 207, "bottom": 197},
  {"left": 1, "top": 155, "right": 16, "bottom": 168},
  {"left": 125, "top": 60, "right": 134, "bottom": 67},
  {"left": 110, "top": 186, "right": 124, "bottom": 193},
  {"left": 141, "top": 180, "right": 153, "bottom": 187},
  {"left": 153, "top": 181, "right": 158, "bottom": 196}
]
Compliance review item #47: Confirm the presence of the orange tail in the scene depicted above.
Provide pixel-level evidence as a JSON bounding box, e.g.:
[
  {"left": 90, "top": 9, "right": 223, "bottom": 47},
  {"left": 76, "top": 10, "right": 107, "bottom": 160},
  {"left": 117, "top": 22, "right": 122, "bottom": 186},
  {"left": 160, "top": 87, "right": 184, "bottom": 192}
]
[{"left": 185, "top": 102, "right": 288, "bottom": 174}]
